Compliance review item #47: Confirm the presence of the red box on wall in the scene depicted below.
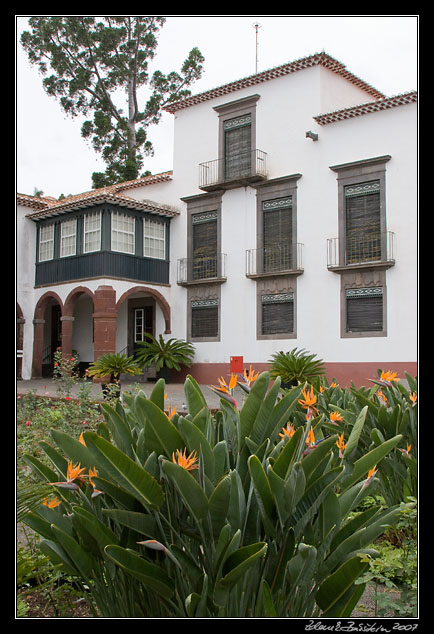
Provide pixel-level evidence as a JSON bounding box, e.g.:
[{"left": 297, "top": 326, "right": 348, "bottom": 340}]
[{"left": 230, "top": 356, "right": 244, "bottom": 373}]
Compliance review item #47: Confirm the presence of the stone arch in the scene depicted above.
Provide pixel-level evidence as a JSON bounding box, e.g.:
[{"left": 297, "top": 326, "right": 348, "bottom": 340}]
[
  {"left": 116, "top": 285, "right": 171, "bottom": 334},
  {"left": 64, "top": 286, "right": 95, "bottom": 316},
  {"left": 32, "top": 291, "right": 64, "bottom": 378}
]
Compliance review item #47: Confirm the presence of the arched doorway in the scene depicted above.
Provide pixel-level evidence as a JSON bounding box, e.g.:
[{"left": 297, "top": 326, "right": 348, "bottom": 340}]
[
  {"left": 32, "top": 292, "right": 64, "bottom": 378},
  {"left": 116, "top": 286, "right": 171, "bottom": 360},
  {"left": 64, "top": 286, "right": 95, "bottom": 376}
]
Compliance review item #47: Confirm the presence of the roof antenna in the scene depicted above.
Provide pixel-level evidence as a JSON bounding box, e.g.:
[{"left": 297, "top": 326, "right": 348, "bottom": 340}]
[{"left": 252, "top": 22, "right": 262, "bottom": 73}]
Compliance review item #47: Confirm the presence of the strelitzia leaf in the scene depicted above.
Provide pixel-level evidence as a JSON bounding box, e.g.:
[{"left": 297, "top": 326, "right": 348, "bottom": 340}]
[
  {"left": 83, "top": 432, "right": 164, "bottom": 509},
  {"left": 161, "top": 459, "right": 208, "bottom": 521},
  {"left": 316, "top": 555, "right": 369, "bottom": 615}
]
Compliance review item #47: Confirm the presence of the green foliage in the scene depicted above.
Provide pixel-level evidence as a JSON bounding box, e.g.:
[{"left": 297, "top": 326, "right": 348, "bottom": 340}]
[
  {"left": 20, "top": 17, "right": 204, "bottom": 186},
  {"left": 269, "top": 348, "right": 325, "bottom": 387},
  {"left": 19, "top": 373, "right": 408, "bottom": 618},
  {"left": 134, "top": 333, "right": 195, "bottom": 372},
  {"left": 86, "top": 353, "right": 142, "bottom": 384}
]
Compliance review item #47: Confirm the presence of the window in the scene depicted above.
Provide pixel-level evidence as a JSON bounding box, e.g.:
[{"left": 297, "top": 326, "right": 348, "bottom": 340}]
[
  {"left": 346, "top": 287, "right": 383, "bottom": 333},
  {"left": 345, "top": 181, "right": 381, "bottom": 264},
  {"left": 143, "top": 218, "right": 166, "bottom": 259},
  {"left": 60, "top": 218, "right": 77, "bottom": 258},
  {"left": 83, "top": 211, "right": 101, "bottom": 253},
  {"left": 261, "top": 293, "right": 294, "bottom": 335},
  {"left": 192, "top": 211, "right": 218, "bottom": 279},
  {"left": 191, "top": 299, "right": 219, "bottom": 339},
  {"left": 224, "top": 114, "right": 252, "bottom": 180},
  {"left": 38, "top": 224, "right": 54, "bottom": 262},
  {"left": 262, "top": 197, "right": 293, "bottom": 272},
  {"left": 111, "top": 212, "right": 135, "bottom": 254}
]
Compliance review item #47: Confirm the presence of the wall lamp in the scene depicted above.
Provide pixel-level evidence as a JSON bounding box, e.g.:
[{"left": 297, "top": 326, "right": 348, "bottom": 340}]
[{"left": 305, "top": 130, "right": 319, "bottom": 141}]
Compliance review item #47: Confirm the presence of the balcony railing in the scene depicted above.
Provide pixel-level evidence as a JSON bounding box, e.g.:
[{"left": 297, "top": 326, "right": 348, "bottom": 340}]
[
  {"left": 246, "top": 243, "right": 304, "bottom": 277},
  {"left": 327, "top": 231, "right": 395, "bottom": 269},
  {"left": 199, "top": 149, "right": 267, "bottom": 190},
  {"left": 177, "top": 253, "right": 227, "bottom": 285}
]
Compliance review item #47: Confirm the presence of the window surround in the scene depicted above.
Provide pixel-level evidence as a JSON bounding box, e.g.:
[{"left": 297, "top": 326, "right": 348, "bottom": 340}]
[
  {"left": 329, "top": 155, "right": 392, "bottom": 271},
  {"left": 187, "top": 284, "right": 221, "bottom": 342},
  {"left": 256, "top": 276, "right": 297, "bottom": 340}
]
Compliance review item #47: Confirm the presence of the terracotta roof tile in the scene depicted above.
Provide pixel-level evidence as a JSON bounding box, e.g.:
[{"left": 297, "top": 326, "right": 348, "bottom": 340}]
[
  {"left": 163, "top": 52, "right": 385, "bottom": 113},
  {"left": 313, "top": 91, "right": 417, "bottom": 125},
  {"left": 18, "top": 171, "right": 176, "bottom": 219}
]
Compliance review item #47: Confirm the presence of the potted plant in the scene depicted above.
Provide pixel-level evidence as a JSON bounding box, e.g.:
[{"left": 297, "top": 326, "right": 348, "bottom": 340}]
[
  {"left": 134, "top": 333, "right": 195, "bottom": 383},
  {"left": 86, "top": 352, "right": 142, "bottom": 399},
  {"left": 269, "top": 347, "right": 325, "bottom": 388}
]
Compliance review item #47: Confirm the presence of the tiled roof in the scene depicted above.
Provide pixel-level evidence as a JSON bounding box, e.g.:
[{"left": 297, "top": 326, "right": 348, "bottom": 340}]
[
  {"left": 163, "top": 52, "right": 385, "bottom": 113},
  {"left": 313, "top": 91, "right": 417, "bottom": 125},
  {"left": 18, "top": 171, "right": 177, "bottom": 220}
]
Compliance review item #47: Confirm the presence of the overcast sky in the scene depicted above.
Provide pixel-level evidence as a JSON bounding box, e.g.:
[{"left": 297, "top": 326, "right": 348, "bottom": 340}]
[{"left": 16, "top": 15, "right": 418, "bottom": 199}]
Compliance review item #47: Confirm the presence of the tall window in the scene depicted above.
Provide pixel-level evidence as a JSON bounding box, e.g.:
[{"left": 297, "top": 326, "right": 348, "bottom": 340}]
[
  {"left": 143, "top": 218, "right": 166, "bottom": 259},
  {"left": 263, "top": 197, "right": 293, "bottom": 272},
  {"left": 224, "top": 114, "right": 252, "bottom": 181},
  {"left": 192, "top": 211, "right": 218, "bottom": 279},
  {"left": 83, "top": 211, "right": 101, "bottom": 253},
  {"left": 345, "top": 181, "right": 381, "bottom": 264},
  {"left": 60, "top": 218, "right": 77, "bottom": 258},
  {"left": 38, "top": 224, "right": 54, "bottom": 262},
  {"left": 111, "top": 212, "right": 135, "bottom": 254}
]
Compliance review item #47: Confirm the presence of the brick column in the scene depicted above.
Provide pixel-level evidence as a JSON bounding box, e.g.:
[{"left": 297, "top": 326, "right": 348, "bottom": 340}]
[
  {"left": 93, "top": 286, "right": 117, "bottom": 377},
  {"left": 60, "top": 315, "right": 75, "bottom": 357},
  {"left": 32, "top": 318, "right": 45, "bottom": 378}
]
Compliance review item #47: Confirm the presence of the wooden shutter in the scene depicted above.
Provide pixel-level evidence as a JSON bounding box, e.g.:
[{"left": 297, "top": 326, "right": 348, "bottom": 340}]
[
  {"left": 346, "top": 287, "right": 383, "bottom": 332},
  {"left": 263, "top": 197, "right": 293, "bottom": 272},
  {"left": 191, "top": 300, "right": 218, "bottom": 338},
  {"left": 345, "top": 181, "right": 381, "bottom": 264},
  {"left": 224, "top": 114, "right": 252, "bottom": 180},
  {"left": 192, "top": 212, "right": 217, "bottom": 279},
  {"left": 261, "top": 293, "right": 294, "bottom": 335}
]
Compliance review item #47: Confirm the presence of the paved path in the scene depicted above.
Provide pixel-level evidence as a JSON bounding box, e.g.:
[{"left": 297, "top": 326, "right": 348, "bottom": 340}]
[{"left": 16, "top": 377, "right": 223, "bottom": 411}]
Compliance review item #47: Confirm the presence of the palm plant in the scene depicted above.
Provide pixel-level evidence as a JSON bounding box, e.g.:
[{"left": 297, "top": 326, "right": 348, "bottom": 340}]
[
  {"left": 134, "top": 334, "right": 195, "bottom": 381},
  {"left": 269, "top": 347, "right": 325, "bottom": 387},
  {"left": 19, "top": 373, "right": 404, "bottom": 618},
  {"left": 86, "top": 353, "right": 142, "bottom": 398}
]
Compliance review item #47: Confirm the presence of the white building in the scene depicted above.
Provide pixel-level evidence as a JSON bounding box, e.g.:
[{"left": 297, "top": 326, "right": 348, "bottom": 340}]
[{"left": 16, "top": 52, "right": 417, "bottom": 386}]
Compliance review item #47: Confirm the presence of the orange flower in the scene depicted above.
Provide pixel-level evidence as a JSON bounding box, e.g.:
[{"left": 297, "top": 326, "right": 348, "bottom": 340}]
[
  {"left": 364, "top": 465, "right": 378, "bottom": 487},
  {"left": 49, "top": 460, "right": 87, "bottom": 491},
  {"left": 398, "top": 444, "right": 412, "bottom": 457},
  {"left": 336, "top": 432, "right": 347, "bottom": 458},
  {"left": 172, "top": 448, "right": 198, "bottom": 472},
  {"left": 380, "top": 370, "right": 400, "bottom": 383},
  {"left": 43, "top": 496, "right": 61, "bottom": 509},
  {"left": 166, "top": 406, "right": 176, "bottom": 420},
  {"left": 217, "top": 374, "right": 237, "bottom": 392},
  {"left": 330, "top": 411, "right": 344, "bottom": 424},
  {"left": 279, "top": 422, "right": 296, "bottom": 439},
  {"left": 305, "top": 428, "right": 316, "bottom": 447},
  {"left": 298, "top": 386, "right": 319, "bottom": 418},
  {"left": 79, "top": 432, "right": 86, "bottom": 446},
  {"left": 376, "top": 389, "right": 388, "bottom": 407},
  {"left": 242, "top": 365, "right": 259, "bottom": 386},
  {"left": 410, "top": 392, "right": 417, "bottom": 406},
  {"left": 88, "top": 466, "right": 103, "bottom": 498}
]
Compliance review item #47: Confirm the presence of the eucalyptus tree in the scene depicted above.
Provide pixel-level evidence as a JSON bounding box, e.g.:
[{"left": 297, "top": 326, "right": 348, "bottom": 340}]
[{"left": 20, "top": 16, "right": 204, "bottom": 187}]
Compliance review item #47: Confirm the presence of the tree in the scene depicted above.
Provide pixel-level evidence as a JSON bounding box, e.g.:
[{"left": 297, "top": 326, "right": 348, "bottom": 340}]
[{"left": 20, "top": 16, "right": 204, "bottom": 187}]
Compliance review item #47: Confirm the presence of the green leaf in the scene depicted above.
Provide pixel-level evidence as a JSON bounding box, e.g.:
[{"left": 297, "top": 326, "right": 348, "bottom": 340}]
[
  {"left": 340, "top": 434, "right": 402, "bottom": 491},
  {"left": 249, "top": 377, "right": 281, "bottom": 446},
  {"left": 150, "top": 377, "right": 166, "bottom": 410},
  {"left": 104, "top": 545, "right": 174, "bottom": 598},
  {"left": 272, "top": 426, "right": 304, "bottom": 479},
  {"left": 102, "top": 508, "right": 156, "bottom": 537},
  {"left": 248, "top": 455, "right": 276, "bottom": 536},
  {"left": 177, "top": 415, "right": 215, "bottom": 481},
  {"left": 301, "top": 435, "right": 338, "bottom": 482},
  {"left": 100, "top": 402, "right": 134, "bottom": 457},
  {"left": 343, "top": 406, "right": 367, "bottom": 457},
  {"left": 284, "top": 461, "right": 306, "bottom": 517},
  {"left": 239, "top": 372, "right": 270, "bottom": 445},
  {"left": 134, "top": 397, "right": 184, "bottom": 458},
  {"left": 258, "top": 579, "right": 277, "bottom": 617},
  {"left": 161, "top": 459, "right": 208, "bottom": 521},
  {"left": 83, "top": 432, "right": 164, "bottom": 509},
  {"left": 39, "top": 539, "right": 78, "bottom": 577},
  {"left": 316, "top": 555, "right": 369, "bottom": 615},
  {"left": 72, "top": 506, "right": 119, "bottom": 551},
  {"left": 208, "top": 475, "right": 231, "bottom": 537},
  {"left": 184, "top": 375, "right": 208, "bottom": 417},
  {"left": 49, "top": 428, "right": 95, "bottom": 469},
  {"left": 50, "top": 524, "right": 95, "bottom": 580}
]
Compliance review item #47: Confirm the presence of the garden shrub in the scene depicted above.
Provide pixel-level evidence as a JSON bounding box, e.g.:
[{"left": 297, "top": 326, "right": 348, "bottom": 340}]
[{"left": 18, "top": 371, "right": 415, "bottom": 618}]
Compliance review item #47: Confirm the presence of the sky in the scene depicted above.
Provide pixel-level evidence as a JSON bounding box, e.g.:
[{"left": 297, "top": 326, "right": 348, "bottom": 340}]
[{"left": 16, "top": 15, "right": 418, "bottom": 199}]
